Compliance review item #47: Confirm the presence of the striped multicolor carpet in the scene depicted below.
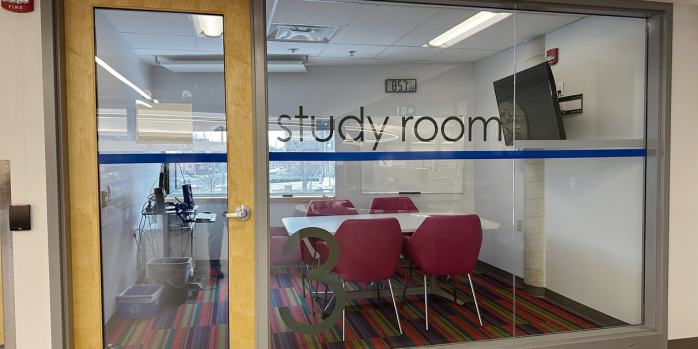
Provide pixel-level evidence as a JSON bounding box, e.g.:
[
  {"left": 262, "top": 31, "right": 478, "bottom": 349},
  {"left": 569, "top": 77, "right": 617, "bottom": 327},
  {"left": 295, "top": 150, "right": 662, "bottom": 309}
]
[
  {"left": 105, "top": 277, "right": 228, "bottom": 349},
  {"left": 270, "top": 266, "right": 602, "bottom": 348}
]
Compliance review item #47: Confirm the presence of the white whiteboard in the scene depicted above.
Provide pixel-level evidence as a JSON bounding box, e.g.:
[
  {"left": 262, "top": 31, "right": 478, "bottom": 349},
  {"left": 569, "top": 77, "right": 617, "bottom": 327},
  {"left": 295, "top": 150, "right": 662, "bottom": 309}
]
[{"left": 359, "top": 116, "right": 468, "bottom": 194}]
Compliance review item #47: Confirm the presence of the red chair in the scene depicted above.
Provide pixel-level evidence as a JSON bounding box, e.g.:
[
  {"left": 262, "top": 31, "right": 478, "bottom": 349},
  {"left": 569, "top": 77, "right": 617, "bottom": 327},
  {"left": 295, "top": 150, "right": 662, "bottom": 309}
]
[
  {"left": 306, "top": 199, "right": 359, "bottom": 216},
  {"left": 270, "top": 226, "right": 313, "bottom": 295},
  {"left": 305, "top": 200, "right": 359, "bottom": 311},
  {"left": 316, "top": 218, "right": 403, "bottom": 341},
  {"left": 368, "top": 197, "right": 419, "bottom": 214},
  {"left": 401, "top": 215, "right": 484, "bottom": 329}
]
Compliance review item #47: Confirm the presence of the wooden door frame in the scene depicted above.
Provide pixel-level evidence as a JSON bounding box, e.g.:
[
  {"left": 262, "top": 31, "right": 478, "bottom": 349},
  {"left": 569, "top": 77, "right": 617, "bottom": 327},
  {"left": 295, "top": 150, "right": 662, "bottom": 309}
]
[{"left": 63, "top": 0, "right": 256, "bottom": 347}]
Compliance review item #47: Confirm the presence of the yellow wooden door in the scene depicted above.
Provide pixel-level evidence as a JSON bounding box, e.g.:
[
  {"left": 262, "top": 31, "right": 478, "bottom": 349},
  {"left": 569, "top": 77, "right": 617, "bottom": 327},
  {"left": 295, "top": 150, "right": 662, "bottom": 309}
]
[{"left": 63, "top": 0, "right": 256, "bottom": 348}]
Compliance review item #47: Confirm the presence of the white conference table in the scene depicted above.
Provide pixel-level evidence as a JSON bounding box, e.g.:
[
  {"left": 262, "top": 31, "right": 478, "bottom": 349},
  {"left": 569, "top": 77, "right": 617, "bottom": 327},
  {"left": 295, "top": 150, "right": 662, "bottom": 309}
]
[
  {"left": 281, "top": 212, "right": 500, "bottom": 317},
  {"left": 282, "top": 211, "right": 500, "bottom": 236}
]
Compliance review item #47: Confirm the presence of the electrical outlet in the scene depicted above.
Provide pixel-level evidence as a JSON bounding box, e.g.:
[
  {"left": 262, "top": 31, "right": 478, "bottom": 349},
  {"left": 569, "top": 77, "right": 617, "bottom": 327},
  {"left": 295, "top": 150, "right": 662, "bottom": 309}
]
[{"left": 557, "top": 81, "right": 564, "bottom": 96}]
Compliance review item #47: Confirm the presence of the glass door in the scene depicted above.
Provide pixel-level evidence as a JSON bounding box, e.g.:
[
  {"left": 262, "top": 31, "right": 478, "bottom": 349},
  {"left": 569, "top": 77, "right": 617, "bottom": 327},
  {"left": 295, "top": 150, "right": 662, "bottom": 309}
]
[{"left": 63, "top": 0, "right": 256, "bottom": 348}]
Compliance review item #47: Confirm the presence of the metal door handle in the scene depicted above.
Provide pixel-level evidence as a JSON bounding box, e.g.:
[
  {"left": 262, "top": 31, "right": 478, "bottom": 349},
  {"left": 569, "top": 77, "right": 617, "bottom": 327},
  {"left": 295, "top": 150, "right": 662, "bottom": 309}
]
[{"left": 224, "top": 205, "right": 251, "bottom": 221}]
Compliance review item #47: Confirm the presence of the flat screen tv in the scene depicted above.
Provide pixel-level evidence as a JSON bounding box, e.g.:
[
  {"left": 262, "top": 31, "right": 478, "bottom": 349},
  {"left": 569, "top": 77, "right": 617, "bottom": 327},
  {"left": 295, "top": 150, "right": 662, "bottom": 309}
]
[{"left": 493, "top": 62, "right": 566, "bottom": 146}]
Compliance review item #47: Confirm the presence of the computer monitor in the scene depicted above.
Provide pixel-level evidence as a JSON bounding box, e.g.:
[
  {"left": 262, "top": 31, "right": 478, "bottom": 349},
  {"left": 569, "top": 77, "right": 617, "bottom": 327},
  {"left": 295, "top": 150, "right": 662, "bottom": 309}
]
[
  {"left": 181, "top": 183, "right": 194, "bottom": 210},
  {"left": 493, "top": 62, "right": 566, "bottom": 146}
]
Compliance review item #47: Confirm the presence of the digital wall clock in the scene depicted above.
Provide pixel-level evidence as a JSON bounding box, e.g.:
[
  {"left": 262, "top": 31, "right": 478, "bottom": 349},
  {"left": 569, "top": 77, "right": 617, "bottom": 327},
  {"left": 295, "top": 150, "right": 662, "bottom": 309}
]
[{"left": 385, "top": 79, "right": 417, "bottom": 92}]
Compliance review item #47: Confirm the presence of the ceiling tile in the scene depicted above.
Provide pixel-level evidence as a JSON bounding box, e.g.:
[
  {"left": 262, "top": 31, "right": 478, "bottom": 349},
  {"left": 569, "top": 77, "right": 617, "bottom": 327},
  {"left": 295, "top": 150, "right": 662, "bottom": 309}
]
[
  {"left": 375, "top": 46, "right": 443, "bottom": 61},
  {"left": 450, "top": 12, "right": 582, "bottom": 50},
  {"left": 267, "top": 41, "right": 328, "bottom": 55},
  {"left": 120, "top": 33, "right": 199, "bottom": 51},
  {"left": 514, "top": 12, "right": 583, "bottom": 42},
  {"left": 271, "top": 0, "right": 362, "bottom": 27},
  {"left": 266, "top": 0, "right": 276, "bottom": 26},
  {"left": 449, "top": 16, "right": 516, "bottom": 50},
  {"left": 196, "top": 37, "right": 224, "bottom": 53},
  {"left": 393, "top": 8, "right": 480, "bottom": 47},
  {"left": 308, "top": 57, "right": 403, "bottom": 66},
  {"left": 429, "top": 48, "right": 500, "bottom": 62},
  {"left": 320, "top": 44, "right": 388, "bottom": 59},
  {"left": 332, "top": 4, "right": 439, "bottom": 46},
  {"left": 100, "top": 9, "right": 196, "bottom": 36}
]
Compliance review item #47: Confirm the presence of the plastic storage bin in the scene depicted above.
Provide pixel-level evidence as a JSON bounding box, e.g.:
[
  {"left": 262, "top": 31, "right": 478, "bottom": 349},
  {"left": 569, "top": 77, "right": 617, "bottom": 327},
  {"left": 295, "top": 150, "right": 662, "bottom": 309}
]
[
  {"left": 116, "top": 284, "right": 164, "bottom": 320},
  {"left": 146, "top": 257, "right": 193, "bottom": 305}
]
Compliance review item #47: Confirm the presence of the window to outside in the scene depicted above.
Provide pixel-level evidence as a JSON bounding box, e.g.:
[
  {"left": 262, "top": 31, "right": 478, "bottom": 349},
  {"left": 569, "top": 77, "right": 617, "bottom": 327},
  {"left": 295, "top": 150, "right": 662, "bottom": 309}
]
[{"left": 269, "top": 125, "right": 335, "bottom": 196}]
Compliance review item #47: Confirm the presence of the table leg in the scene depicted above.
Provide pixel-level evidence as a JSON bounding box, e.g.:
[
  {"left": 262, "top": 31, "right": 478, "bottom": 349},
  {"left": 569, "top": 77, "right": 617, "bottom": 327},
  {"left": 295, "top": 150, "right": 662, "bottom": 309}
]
[{"left": 163, "top": 213, "right": 171, "bottom": 257}]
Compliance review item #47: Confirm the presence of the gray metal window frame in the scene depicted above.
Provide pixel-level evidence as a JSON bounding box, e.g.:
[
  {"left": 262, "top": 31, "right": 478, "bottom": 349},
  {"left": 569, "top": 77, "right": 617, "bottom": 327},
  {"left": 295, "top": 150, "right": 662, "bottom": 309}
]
[
  {"left": 46, "top": 0, "right": 670, "bottom": 347},
  {"left": 252, "top": 1, "right": 672, "bottom": 349}
]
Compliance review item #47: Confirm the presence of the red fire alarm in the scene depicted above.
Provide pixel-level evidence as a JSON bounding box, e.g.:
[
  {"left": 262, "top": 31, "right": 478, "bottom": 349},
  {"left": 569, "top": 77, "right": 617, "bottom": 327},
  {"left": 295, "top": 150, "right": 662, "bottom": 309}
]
[
  {"left": 1, "top": 0, "right": 33, "bottom": 13},
  {"left": 546, "top": 48, "right": 559, "bottom": 65}
]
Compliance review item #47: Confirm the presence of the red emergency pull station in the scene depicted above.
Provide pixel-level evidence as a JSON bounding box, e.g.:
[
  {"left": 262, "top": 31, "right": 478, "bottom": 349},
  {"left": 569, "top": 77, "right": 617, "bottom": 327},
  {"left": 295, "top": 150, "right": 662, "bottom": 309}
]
[
  {"left": 546, "top": 48, "right": 559, "bottom": 65},
  {"left": 1, "top": 0, "right": 33, "bottom": 13}
]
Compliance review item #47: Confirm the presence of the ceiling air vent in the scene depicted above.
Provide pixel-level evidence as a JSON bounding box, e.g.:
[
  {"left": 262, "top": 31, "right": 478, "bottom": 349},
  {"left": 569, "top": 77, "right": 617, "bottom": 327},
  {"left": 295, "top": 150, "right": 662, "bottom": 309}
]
[{"left": 267, "top": 24, "right": 340, "bottom": 43}]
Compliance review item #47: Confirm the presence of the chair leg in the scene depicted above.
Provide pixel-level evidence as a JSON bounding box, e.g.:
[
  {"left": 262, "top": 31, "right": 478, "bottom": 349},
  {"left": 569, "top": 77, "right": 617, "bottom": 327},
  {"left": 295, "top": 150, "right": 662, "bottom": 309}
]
[
  {"left": 401, "top": 262, "right": 411, "bottom": 308},
  {"left": 387, "top": 279, "right": 403, "bottom": 335},
  {"left": 468, "top": 273, "right": 483, "bottom": 327},
  {"left": 424, "top": 273, "right": 429, "bottom": 331},
  {"left": 310, "top": 251, "right": 319, "bottom": 314},
  {"left": 301, "top": 264, "right": 307, "bottom": 297},
  {"left": 342, "top": 281, "right": 346, "bottom": 342},
  {"left": 322, "top": 285, "right": 329, "bottom": 315}
]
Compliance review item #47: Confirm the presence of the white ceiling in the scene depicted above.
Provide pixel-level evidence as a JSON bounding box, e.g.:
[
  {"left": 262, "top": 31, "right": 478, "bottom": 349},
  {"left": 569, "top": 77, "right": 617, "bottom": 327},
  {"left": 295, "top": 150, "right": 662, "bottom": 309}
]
[
  {"left": 265, "top": 1, "right": 583, "bottom": 65},
  {"left": 99, "top": 2, "right": 583, "bottom": 68}
]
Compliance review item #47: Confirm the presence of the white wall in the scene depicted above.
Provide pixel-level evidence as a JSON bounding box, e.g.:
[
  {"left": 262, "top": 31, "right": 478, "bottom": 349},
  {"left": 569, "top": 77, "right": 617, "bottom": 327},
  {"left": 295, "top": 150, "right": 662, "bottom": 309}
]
[
  {"left": 473, "top": 15, "right": 647, "bottom": 324},
  {"left": 268, "top": 63, "right": 477, "bottom": 226},
  {"left": 543, "top": 16, "right": 646, "bottom": 324},
  {"left": 0, "top": 0, "right": 60, "bottom": 347},
  {"left": 666, "top": 1, "right": 698, "bottom": 341}
]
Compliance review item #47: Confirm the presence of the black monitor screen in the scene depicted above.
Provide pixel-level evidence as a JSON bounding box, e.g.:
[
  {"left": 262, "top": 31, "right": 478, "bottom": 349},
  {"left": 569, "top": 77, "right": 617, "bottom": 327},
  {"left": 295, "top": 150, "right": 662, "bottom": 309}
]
[
  {"left": 182, "top": 184, "right": 194, "bottom": 209},
  {"left": 493, "top": 62, "right": 565, "bottom": 145}
]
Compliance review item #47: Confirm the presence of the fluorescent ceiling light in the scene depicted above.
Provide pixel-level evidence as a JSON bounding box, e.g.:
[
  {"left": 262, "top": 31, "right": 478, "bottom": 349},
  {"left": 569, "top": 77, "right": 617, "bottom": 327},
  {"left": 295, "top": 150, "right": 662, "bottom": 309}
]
[
  {"left": 95, "top": 56, "right": 155, "bottom": 101},
  {"left": 426, "top": 11, "right": 512, "bottom": 48},
  {"left": 267, "top": 61, "right": 307, "bottom": 73},
  {"left": 193, "top": 15, "right": 223, "bottom": 37}
]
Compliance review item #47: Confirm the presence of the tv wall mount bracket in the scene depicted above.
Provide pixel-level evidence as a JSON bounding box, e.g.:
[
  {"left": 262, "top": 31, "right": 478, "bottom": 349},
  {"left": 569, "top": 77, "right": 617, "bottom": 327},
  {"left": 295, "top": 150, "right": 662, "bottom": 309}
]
[{"left": 558, "top": 93, "right": 583, "bottom": 116}]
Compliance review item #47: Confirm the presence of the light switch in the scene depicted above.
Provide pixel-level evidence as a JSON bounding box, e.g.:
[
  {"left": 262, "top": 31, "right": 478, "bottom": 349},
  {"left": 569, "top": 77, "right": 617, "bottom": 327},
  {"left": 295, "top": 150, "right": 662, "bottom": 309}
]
[{"left": 517, "top": 219, "right": 522, "bottom": 231}]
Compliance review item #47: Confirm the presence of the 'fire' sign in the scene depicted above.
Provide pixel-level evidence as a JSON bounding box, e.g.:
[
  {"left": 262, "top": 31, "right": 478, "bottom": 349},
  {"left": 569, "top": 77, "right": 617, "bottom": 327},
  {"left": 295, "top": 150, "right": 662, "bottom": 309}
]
[{"left": 2, "top": 0, "right": 33, "bottom": 13}]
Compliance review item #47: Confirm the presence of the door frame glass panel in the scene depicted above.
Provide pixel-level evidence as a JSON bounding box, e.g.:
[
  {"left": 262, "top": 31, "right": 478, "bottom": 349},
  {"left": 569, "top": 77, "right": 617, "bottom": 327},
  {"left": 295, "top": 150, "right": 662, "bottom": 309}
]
[{"left": 63, "top": 0, "right": 255, "bottom": 348}]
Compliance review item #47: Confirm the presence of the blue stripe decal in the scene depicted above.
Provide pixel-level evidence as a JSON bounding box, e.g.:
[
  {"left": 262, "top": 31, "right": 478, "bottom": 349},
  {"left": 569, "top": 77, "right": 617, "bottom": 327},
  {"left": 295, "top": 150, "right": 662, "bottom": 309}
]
[
  {"left": 98, "top": 149, "right": 645, "bottom": 164},
  {"left": 98, "top": 153, "right": 227, "bottom": 164},
  {"left": 270, "top": 149, "right": 646, "bottom": 161}
]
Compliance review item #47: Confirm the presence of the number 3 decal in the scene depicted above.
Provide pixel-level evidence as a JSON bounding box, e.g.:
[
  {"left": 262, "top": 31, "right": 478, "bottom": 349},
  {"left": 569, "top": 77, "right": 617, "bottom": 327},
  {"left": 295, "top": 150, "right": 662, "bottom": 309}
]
[{"left": 278, "top": 227, "right": 346, "bottom": 334}]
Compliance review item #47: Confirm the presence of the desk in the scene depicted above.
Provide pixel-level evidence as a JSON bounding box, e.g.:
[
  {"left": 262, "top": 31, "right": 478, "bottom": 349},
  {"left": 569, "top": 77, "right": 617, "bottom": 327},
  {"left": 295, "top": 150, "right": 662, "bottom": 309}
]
[
  {"left": 281, "top": 212, "right": 499, "bottom": 317},
  {"left": 142, "top": 205, "right": 217, "bottom": 259},
  {"left": 282, "top": 212, "right": 500, "bottom": 235}
]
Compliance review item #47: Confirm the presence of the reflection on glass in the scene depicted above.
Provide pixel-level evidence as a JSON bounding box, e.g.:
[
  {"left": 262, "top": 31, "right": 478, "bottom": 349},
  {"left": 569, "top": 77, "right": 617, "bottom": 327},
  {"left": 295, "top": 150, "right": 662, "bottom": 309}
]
[
  {"left": 95, "top": 8, "right": 229, "bottom": 348},
  {"left": 267, "top": 2, "right": 647, "bottom": 348}
]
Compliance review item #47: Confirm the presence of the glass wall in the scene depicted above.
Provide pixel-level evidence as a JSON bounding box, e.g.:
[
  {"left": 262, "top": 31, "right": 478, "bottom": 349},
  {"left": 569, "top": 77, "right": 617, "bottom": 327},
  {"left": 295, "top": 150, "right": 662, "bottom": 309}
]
[
  {"left": 266, "top": 2, "right": 647, "bottom": 348},
  {"left": 94, "top": 8, "right": 229, "bottom": 348}
]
